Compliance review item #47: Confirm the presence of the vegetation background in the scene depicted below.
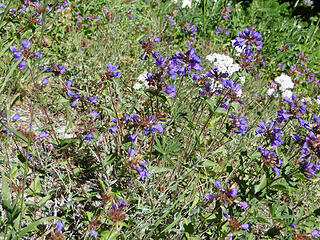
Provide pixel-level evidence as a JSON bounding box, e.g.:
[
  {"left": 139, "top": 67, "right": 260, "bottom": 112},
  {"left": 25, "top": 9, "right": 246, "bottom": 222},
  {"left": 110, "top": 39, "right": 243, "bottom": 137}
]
[{"left": 0, "top": 0, "right": 319, "bottom": 239}]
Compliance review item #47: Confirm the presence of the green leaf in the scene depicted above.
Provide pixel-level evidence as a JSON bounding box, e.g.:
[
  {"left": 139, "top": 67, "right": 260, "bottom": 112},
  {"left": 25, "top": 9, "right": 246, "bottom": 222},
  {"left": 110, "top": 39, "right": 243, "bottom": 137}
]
[
  {"left": 271, "top": 184, "right": 289, "bottom": 192},
  {"left": 28, "top": 176, "right": 42, "bottom": 195},
  {"left": 18, "top": 217, "right": 60, "bottom": 238},
  {"left": 256, "top": 216, "right": 269, "bottom": 223},
  {"left": 0, "top": 60, "right": 20, "bottom": 95},
  {"left": 1, "top": 171, "right": 12, "bottom": 209},
  {"left": 160, "top": 213, "right": 182, "bottom": 234},
  {"left": 254, "top": 174, "right": 267, "bottom": 194},
  {"left": 101, "top": 229, "right": 121, "bottom": 240},
  {"left": 151, "top": 167, "right": 171, "bottom": 173},
  {"left": 38, "top": 193, "right": 54, "bottom": 208}
]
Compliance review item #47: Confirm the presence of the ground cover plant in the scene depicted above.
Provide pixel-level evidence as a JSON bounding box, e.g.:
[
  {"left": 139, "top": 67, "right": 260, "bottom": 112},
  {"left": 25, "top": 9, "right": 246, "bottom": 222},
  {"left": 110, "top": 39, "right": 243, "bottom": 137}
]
[{"left": 0, "top": 0, "right": 320, "bottom": 239}]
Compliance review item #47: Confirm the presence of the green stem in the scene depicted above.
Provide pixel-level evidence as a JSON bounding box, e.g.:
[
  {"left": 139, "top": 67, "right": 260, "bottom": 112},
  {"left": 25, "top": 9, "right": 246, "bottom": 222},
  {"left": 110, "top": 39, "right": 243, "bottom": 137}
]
[
  {"left": 307, "top": 14, "right": 320, "bottom": 45},
  {"left": 202, "top": 0, "right": 207, "bottom": 37}
]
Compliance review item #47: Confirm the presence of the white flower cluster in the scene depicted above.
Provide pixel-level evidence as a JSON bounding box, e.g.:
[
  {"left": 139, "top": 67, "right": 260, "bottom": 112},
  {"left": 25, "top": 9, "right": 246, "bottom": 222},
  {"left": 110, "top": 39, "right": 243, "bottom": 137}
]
[
  {"left": 274, "top": 73, "right": 294, "bottom": 98},
  {"left": 172, "top": 0, "right": 200, "bottom": 8},
  {"left": 266, "top": 88, "right": 277, "bottom": 97},
  {"left": 206, "top": 53, "right": 241, "bottom": 77},
  {"left": 133, "top": 71, "right": 149, "bottom": 90},
  {"left": 239, "top": 76, "right": 246, "bottom": 84}
]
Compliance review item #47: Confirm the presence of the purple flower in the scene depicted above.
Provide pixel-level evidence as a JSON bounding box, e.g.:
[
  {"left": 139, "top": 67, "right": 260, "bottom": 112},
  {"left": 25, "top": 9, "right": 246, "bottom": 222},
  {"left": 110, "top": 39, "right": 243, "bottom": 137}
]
[
  {"left": 215, "top": 27, "right": 229, "bottom": 35},
  {"left": 129, "top": 131, "right": 139, "bottom": 142},
  {"left": 130, "top": 113, "right": 139, "bottom": 124},
  {"left": 37, "top": 131, "right": 48, "bottom": 139},
  {"left": 111, "top": 117, "right": 117, "bottom": 123},
  {"left": 213, "top": 180, "right": 222, "bottom": 189},
  {"left": 220, "top": 7, "right": 232, "bottom": 19},
  {"left": 56, "top": 65, "right": 66, "bottom": 74},
  {"left": 222, "top": 210, "right": 230, "bottom": 219},
  {"left": 204, "top": 193, "right": 215, "bottom": 201},
  {"left": 66, "top": 89, "right": 79, "bottom": 98},
  {"left": 56, "top": 221, "right": 64, "bottom": 232},
  {"left": 257, "top": 145, "right": 282, "bottom": 175},
  {"left": 152, "top": 123, "right": 164, "bottom": 133},
  {"left": 229, "top": 114, "right": 248, "bottom": 134},
  {"left": 134, "top": 165, "right": 147, "bottom": 180},
  {"left": 109, "top": 125, "right": 117, "bottom": 134},
  {"left": 66, "top": 80, "right": 72, "bottom": 88},
  {"left": 12, "top": 50, "right": 23, "bottom": 61},
  {"left": 18, "top": 59, "right": 26, "bottom": 69},
  {"left": 226, "top": 187, "right": 237, "bottom": 198},
  {"left": 220, "top": 79, "right": 244, "bottom": 109},
  {"left": 170, "top": 48, "right": 202, "bottom": 76},
  {"left": 117, "top": 198, "right": 128, "bottom": 208},
  {"left": 105, "top": 63, "right": 121, "bottom": 78},
  {"left": 309, "top": 229, "right": 319, "bottom": 237},
  {"left": 289, "top": 223, "right": 296, "bottom": 229},
  {"left": 86, "top": 96, "right": 98, "bottom": 103},
  {"left": 139, "top": 37, "right": 161, "bottom": 60},
  {"left": 236, "top": 201, "right": 249, "bottom": 211},
  {"left": 39, "top": 78, "right": 49, "bottom": 86},
  {"left": 76, "top": 16, "right": 83, "bottom": 23},
  {"left": 126, "top": 8, "right": 134, "bottom": 20},
  {"left": 162, "top": 84, "right": 176, "bottom": 98},
  {"left": 256, "top": 121, "right": 283, "bottom": 148},
  {"left": 299, "top": 158, "right": 319, "bottom": 178},
  {"left": 240, "top": 222, "right": 250, "bottom": 232},
  {"left": 91, "top": 228, "right": 98, "bottom": 237},
  {"left": 234, "top": 26, "right": 263, "bottom": 54},
  {"left": 0, "top": 3, "right": 5, "bottom": 14},
  {"left": 139, "top": 159, "right": 146, "bottom": 168},
  {"left": 10, "top": 113, "right": 20, "bottom": 121},
  {"left": 84, "top": 133, "right": 93, "bottom": 142},
  {"left": 165, "top": 15, "right": 175, "bottom": 26},
  {"left": 70, "top": 99, "right": 79, "bottom": 107},
  {"left": 90, "top": 111, "right": 99, "bottom": 121},
  {"left": 43, "top": 65, "right": 52, "bottom": 71},
  {"left": 20, "top": 40, "right": 31, "bottom": 49},
  {"left": 9, "top": 46, "right": 19, "bottom": 53},
  {"left": 129, "top": 147, "right": 136, "bottom": 159},
  {"left": 32, "top": 51, "right": 42, "bottom": 58}
]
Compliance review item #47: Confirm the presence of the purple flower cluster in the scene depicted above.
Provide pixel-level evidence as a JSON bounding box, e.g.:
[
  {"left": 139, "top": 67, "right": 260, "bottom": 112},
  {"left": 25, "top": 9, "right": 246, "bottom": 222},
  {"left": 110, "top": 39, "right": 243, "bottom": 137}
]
[
  {"left": 168, "top": 48, "right": 202, "bottom": 77},
  {"left": 125, "top": 8, "right": 134, "bottom": 20},
  {"left": 276, "top": 93, "right": 307, "bottom": 123},
  {"left": 104, "top": 63, "right": 121, "bottom": 79},
  {"left": 291, "top": 115, "right": 320, "bottom": 178},
  {"left": 220, "top": 79, "right": 244, "bottom": 109},
  {"left": 139, "top": 37, "right": 161, "bottom": 60},
  {"left": 257, "top": 145, "right": 283, "bottom": 176},
  {"left": 228, "top": 114, "right": 248, "bottom": 134},
  {"left": 181, "top": 22, "right": 197, "bottom": 47},
  {"left": 162, "top": 84, "right": 176, "bottom": 98},
  {"left": 256, "top": 121, "right": 284, "bottom": 148},
  {"left": 128, "top": 114, "right": 164, "bottom": 143},
  {"left": 215, "top": 27, "right": 229, "bottom": 36},
  {"left": 134, "top": 159, "right": 148, "bottom": 181},
  {"left": 205, "top": 180, "right": 249, "bottom": 229},
  {"left": 44, "top": 63, "right": 66, "bottom": 75},
  {"left": 9, "top": 40, "right": 42, "bottom": 69},
  {"left": 164, "top": 15, "right": 175, "bottom": 26},
  {"left": 220, "top": 7, "right": 232, "bottom": 19},
  {"left": 234, "top": 26, "right": 263, "bottom": 54},
  {"left": 233, "top": 26, "right": 265, "bottom": 73}
]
